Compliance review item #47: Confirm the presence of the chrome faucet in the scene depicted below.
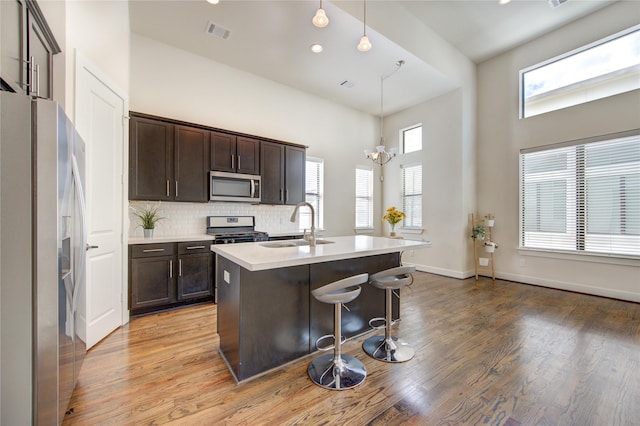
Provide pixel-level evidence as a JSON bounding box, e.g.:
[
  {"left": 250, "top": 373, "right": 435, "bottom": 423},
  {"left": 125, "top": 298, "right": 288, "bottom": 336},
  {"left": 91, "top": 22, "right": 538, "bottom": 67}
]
[{"left": 290, "top": 202, "right": 316, "bottom": 247}]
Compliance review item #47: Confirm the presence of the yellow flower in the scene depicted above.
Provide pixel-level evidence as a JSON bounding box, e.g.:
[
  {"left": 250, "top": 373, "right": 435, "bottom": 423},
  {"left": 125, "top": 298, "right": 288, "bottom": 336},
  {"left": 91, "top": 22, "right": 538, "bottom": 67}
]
[{"left": 382, "top": 207, "right": 406, "bottom": 225}]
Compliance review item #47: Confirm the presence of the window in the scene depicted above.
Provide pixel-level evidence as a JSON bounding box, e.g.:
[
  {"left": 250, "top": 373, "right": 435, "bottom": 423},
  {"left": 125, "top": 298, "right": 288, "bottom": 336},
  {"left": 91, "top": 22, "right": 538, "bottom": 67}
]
[
  {"left": 402, "top": 124, "right": 422, "bottom": 154},
  {"left": 402, "top": 163, "right": 422, "bottom": 228},
  {"left": 520, "top": 131, "right": 640, "bottom": 256},
  {"left": 520, "top": 26, "right": 640, "bottom": 118},
  {"left": 301, "top": 157, "right": 323, "bottom": 230},
  {"left": 355, "top": 166, "right": 373, "bottom": 229}
]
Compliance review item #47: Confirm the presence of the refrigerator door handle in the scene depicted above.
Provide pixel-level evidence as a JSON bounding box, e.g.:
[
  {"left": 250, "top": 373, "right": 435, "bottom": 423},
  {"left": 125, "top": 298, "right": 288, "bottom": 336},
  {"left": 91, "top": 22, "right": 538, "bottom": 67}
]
[{"left": 71, "top": 154, "right": 87, "bottom": 314}]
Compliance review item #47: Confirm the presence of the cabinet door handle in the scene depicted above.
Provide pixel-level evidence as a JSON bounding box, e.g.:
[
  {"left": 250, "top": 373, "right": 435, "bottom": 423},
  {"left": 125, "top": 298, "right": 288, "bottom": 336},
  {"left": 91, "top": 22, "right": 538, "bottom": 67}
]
[
  {"left": 231, "top": 155, "right": 234, "bottom": 169},
  {"left": 285, "top": 189, "right": 289, "bottom": 203},
  {"left": 237, "top": 155, "right": 241, "bottom": 171},
  {"left": 175, "top": 181, "right": 179, "bottom": 198},
  {"left": 169, "top": 260, "right": 173, "bottom": 278},
  {"left": 179, "top": 259, "right": 182, "bottom": 277},
  {"left": 186, "top": 246, "right": 206, "bottom": 250},
  {"left": 35, "top": 64, "right": 40, "bottom": 97},
  {"left": 143, "top": 248, "right": 165, "bottom": 253},
  {"left": 23, "top": 57, "right": 34, "bottom": 94},
  {"left": 166, "top": 180, "right": 170, "bottom": 197},
  {"left": 280, "top": 189, "right": 283, "bottom": 202}
]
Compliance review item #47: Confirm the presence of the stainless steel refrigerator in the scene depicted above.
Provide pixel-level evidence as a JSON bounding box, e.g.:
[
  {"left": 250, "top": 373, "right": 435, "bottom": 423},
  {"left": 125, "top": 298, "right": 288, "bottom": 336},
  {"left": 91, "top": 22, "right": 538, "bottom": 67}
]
[{"left": 1, "top": 91, "right": 86, "bottom": 425}]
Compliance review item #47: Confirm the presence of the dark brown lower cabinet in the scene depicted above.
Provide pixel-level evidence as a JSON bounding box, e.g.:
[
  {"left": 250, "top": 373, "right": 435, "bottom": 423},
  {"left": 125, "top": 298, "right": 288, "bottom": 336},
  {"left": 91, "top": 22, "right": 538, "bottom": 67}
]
[
  {"left": 216, "top": 252, "right": 399, "bottom": 382},
  {"left": 129, "top": 241, "right": 214, "bottom": 316}
]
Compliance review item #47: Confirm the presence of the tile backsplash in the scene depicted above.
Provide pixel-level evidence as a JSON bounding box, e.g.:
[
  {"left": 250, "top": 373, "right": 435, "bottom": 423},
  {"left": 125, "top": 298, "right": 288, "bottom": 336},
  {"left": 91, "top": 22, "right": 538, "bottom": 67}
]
[{"left": 128, "top": 201, "right": 303, "bottom": 238}]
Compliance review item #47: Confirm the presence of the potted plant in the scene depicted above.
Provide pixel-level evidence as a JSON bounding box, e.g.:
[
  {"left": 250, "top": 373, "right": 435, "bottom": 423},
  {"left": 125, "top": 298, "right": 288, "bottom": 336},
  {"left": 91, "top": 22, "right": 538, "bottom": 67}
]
[
  {"left": 484, "top": 241, "right": 498, "bottom": 253},
  {"left": 471, "top": 224, "right": 487, "bottom": 241},
  {"left": 131, "top": 203, "right": 164, "bottom": 238},
  {"left": 382, "top": 206, "right": 405, "bottom": 237},
  {"left": 485, "top": 213, "right": 495, "bottom": 227}
]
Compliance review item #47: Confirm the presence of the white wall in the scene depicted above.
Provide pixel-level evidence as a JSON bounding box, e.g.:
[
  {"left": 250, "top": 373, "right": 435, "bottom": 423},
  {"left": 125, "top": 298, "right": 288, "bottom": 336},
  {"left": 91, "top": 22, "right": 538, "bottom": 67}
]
[
  {"left": 477, "top": 1, "right": 640, "bottom": 302},
  {"left": 130, "top": 34, "right": 378, "bottom": 237},
  {"left": 383, "top": 90, "right": 470, "bottom": 277}
]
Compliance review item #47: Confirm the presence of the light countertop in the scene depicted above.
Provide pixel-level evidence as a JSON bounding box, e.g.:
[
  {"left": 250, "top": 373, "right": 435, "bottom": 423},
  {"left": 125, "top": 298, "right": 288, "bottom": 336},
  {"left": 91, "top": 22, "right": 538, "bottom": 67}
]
[{"left": 210, "top": 235, "right": 432, "bottom": 271}]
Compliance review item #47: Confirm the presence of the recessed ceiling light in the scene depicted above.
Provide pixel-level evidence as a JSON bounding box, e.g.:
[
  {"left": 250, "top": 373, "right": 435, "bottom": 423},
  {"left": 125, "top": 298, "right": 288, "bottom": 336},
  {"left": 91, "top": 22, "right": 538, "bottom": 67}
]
[
  {"left": 499, "top": 0, "right": 511, "bottom": 4},
  {"left": 311, "top": 44, "right": 323, "bottom": 53},
  {"left": 206, "top": 0, "right": 220, "bottom": 4}
]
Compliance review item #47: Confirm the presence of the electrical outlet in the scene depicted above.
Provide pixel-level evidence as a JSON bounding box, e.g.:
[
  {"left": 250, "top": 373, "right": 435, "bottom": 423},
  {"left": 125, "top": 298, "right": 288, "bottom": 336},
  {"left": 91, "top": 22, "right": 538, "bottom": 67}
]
[
  {"left": 224, "top": 270, "right": 231, "bottom": 283},
  {"left": 408, "top": 250, "right": 414, "bottom": 257},
  {"left": 519, "top": 258, "right": 526, "bottom": 267}
]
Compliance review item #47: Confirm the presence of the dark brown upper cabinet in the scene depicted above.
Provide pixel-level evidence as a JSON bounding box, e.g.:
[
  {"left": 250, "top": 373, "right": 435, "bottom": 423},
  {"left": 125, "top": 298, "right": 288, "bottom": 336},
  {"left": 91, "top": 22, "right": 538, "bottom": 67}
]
[
  {"left": 129, "top": 114, "right": 209, "bottom": 202},
  {"left": 1, "top": 0, "right": 60, "bottom": 98},
  {"left": 174, "top": 125, "right": 210, "bottom": 202},
  {"left": 211, "top": 132, "right": 260, "bottom": 175},
  {"left": 260, "top": 141, "right": 305, "bottom": 205}
]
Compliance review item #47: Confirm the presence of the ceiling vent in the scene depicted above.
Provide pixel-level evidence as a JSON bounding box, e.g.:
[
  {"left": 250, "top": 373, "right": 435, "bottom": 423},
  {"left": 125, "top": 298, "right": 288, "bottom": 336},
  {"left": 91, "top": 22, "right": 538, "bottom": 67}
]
[
  {"left": 548, "top": 0, "right": 569, "bottom": 8},
  {"left": 205, "top": 21, "right": 231, "bottom": 39},
  {"left": 339, "top": 80, "right": 355, "bottom": 89}
]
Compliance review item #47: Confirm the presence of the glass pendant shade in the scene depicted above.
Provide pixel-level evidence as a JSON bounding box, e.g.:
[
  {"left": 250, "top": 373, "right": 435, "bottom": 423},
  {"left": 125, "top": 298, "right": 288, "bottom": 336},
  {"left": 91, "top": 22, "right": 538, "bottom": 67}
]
[
  {"left": 357, "top": 35, "right": 372, "bottom": 52},
  {"left": 312, "top": 8, "right": 329, "bottom": 28}
]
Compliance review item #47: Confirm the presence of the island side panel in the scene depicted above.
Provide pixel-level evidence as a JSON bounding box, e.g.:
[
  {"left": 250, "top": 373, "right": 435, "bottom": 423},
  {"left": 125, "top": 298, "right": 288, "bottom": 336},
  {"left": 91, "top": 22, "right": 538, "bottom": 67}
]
[
  {"left": 309, "top": 253, "right": 400, "bottom": 352},
  {"left": 216, "top": 256, "right": 241, "bottom": 380},
  {"left": 238, "top": 265, "right": 310, "bottom": 380}
]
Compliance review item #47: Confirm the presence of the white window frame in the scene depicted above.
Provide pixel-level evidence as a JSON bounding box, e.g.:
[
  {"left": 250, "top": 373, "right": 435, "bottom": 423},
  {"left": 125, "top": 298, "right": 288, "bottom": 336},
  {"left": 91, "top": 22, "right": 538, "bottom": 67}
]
[
  {"left": 401, "top": 163, "right": 422, "bottom": 229},
  {"left": 520, "top": 25, "right": 640, "bottom": 119},
  {"left": 301, "top": 157, "right": 323, "bottom": 231},
  {"left": 401, "top": 124, "right": 423, "bottom": 154},
  {"left": 355, "top": 165, "right": 374, "bottom": 229},
  {"left": 519, "top": 129, "right": 640, "bottom": 258}
]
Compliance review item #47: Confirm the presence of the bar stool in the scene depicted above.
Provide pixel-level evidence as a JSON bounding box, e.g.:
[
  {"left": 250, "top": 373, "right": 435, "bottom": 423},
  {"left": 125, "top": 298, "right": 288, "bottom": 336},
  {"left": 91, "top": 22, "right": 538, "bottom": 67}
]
[
  {"left": 308, "top": 273, "right": 368, "bottom": 390},
  {"left": 362, "top": 265, "right": 416, "bottom": 363}
]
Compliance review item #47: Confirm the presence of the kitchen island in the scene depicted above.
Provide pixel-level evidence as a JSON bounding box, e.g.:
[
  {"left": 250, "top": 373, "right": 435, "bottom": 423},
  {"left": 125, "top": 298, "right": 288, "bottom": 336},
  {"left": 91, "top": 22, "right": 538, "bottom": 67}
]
[{"left": 211, "top": 235, "right": 431, "bottom": 382}]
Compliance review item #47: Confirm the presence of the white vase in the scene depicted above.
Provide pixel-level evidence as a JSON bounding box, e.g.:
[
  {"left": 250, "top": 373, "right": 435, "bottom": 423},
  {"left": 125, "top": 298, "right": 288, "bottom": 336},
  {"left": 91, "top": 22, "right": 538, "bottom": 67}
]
[
  {"left": 143, "top": 228, "right": 154, "bottom": 238},
  {"left": 484, "top": 244, "right": 495, "bottom": 253},
  {"left": 479, "top": 257, "right": 489, "bottom": 266},
  {"left": 486, "top": 219, "right": 495, "bottom": 227}
]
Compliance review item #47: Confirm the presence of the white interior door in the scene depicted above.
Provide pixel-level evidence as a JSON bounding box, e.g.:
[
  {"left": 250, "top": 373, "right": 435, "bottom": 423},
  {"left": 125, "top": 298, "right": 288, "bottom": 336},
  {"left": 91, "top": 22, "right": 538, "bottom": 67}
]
[{"left": 75, "top": 52, "right": 126, "bottom": 349}]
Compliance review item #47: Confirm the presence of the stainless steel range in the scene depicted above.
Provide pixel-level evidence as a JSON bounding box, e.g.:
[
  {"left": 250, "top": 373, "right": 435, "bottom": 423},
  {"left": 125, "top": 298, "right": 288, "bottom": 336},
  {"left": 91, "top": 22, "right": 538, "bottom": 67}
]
[{"left": 206, "top": 216, "right": 268, "bottom": 244}]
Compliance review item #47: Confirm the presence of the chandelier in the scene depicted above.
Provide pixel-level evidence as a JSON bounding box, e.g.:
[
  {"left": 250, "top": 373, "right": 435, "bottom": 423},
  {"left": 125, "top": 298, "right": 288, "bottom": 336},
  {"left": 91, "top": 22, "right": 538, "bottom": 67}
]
[{"left": 364, "top": 60, "right": 405, "bottom": 166}]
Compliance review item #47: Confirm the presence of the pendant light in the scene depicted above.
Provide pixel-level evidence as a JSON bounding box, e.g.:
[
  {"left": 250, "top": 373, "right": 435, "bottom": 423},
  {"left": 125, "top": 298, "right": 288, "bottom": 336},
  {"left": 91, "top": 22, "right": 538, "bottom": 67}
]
[
  {"left": 312, "top": 0, "right": 329, "bottom": 28},
  {"left": 357, "top": 0, "right": 372, "bottom": 52},
  {"left": 364, "top": 60, "right": 405, "bottom": 166}
]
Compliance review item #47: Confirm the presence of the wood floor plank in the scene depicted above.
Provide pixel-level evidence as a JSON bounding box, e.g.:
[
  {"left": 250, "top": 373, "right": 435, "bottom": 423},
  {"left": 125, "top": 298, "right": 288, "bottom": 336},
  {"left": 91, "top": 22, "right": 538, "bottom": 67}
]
[{"left": 63, "top": 273, "right": 640, "bottom": 426}]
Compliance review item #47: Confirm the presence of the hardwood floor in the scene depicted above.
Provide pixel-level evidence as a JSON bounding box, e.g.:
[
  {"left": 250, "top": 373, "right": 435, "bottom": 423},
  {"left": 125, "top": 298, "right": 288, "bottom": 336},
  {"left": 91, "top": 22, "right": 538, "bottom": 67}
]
[{"left": 63, "top": 273, "right": 640, "bottom": 425}]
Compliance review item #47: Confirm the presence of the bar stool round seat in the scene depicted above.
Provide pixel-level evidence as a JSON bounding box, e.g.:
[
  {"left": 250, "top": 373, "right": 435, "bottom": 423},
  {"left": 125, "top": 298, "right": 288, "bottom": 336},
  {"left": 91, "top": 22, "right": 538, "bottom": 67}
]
[
  {"left": 362, "top": 265, "right": 416, "bottom": 363},
  {"left": 308, "top": 273, "right": 368, "bottom": 390}
]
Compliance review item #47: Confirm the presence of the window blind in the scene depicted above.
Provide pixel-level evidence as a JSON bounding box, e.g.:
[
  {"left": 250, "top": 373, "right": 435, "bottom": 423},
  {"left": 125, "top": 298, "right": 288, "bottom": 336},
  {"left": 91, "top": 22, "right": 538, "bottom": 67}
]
[
  {"left": 355, "top": 166, "right": 373, "bottom": 228},
  {"left": 520, "top": 131, "right": 640, "bottom": 256},
  {"left": 402, "top": 163, "right": 422, "bottom": 228},
  {"left": 302, "top": 157, "right": 323, "bottom": 230}
]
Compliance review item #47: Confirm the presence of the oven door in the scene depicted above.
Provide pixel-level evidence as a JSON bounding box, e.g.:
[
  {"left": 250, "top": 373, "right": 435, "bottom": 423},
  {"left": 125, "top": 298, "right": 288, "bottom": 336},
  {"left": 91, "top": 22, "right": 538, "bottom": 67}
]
[{"left": 210, "top": 171, "right": 261, "bottom": 203}]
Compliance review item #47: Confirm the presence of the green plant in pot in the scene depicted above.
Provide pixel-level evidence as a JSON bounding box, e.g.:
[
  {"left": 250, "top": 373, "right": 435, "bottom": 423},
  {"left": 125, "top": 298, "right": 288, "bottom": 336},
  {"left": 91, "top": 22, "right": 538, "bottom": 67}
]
[
  {"left": 471, "top": 224, "right": 487, "bottom": 241},
  {"left": 132, "top": 203, "right": 164, "bottom": 238}
]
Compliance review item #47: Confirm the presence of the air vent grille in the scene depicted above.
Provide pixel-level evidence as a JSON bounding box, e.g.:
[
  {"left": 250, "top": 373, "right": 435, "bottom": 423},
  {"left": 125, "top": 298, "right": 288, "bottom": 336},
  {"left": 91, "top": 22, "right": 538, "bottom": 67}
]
[
  {"left": 205, "top": 21, "right": 231, "bottom": 39},
  {"left": 548, "top": 0, "right": 569, "bottom": 8},
  {"left": 339, "top": 80, "right": 355, "bottom": 89}
]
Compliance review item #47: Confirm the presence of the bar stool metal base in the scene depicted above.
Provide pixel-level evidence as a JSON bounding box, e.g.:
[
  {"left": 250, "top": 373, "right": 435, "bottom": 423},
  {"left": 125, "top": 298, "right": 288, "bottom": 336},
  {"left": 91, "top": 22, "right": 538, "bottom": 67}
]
[
  {"left": 307, "top": 353, "right": 367, "bottom": 390},
  {"left": 362, "top": 335, "right": 415, "bottom": 363}
]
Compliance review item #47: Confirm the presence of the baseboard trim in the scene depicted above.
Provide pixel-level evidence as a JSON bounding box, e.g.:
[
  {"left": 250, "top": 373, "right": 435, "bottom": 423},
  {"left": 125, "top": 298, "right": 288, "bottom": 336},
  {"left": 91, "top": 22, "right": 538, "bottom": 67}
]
[{"left": 406, "top": 263, "right": 640, "bottom": 302}]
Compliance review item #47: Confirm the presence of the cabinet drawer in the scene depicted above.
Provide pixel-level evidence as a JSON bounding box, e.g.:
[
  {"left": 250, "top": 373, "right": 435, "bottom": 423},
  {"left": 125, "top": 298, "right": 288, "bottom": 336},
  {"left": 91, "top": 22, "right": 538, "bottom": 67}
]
[
  {"left": 130, "top": 243, "right": 175, "bottom": 258},
  {"left": 178, "top": 241, "right": 211, "bottom": 255}
]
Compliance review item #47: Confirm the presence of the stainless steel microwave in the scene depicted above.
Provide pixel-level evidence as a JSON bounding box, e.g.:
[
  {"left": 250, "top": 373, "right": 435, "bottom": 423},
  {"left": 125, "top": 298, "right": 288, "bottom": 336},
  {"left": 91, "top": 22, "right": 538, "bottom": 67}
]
[{"left": 209, "top": 171, "right": 261, "bottom": 203}]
